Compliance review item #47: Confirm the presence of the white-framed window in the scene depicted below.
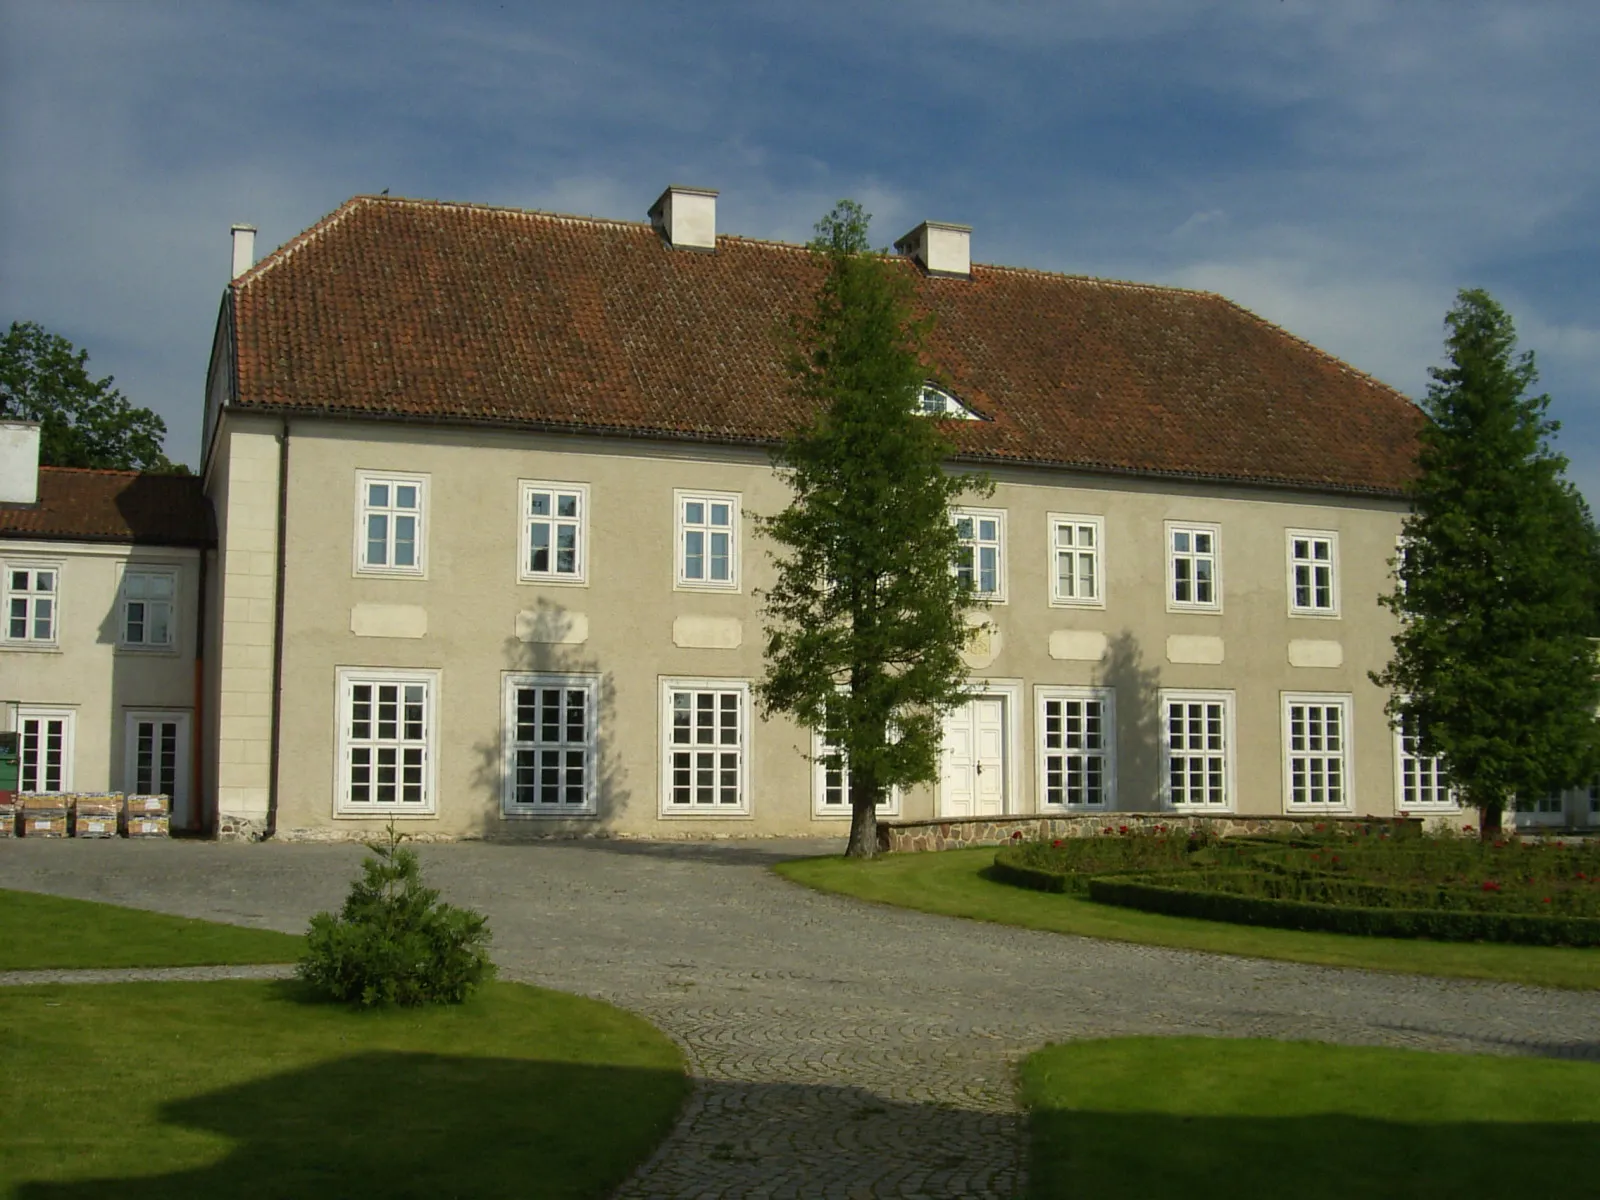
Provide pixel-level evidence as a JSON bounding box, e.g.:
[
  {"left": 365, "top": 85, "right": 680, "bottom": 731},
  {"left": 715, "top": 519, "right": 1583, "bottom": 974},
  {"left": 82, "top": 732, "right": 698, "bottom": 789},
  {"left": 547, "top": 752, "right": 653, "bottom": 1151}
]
[
  {"left": 1161, "top": 690, "right": 1234, "bottom": 809},
  {"left": 3, "top": 561, "right": 61, "bottom": 646},
  {"left": 335, "top": 668, "right": 438, "bottom": 815},
  {"left": 1287, "top": 530, "right": 1339, "bottom": 616},
  {"left": 355, "top": 472, "right": 427, "bottom": 576},
  {"left": 118, "top": 568, "right": 177, "bottom": 649},
  {"left": 954, "top": 507, "right": 1006, "bottom": 601},
  {"left": 1515, "top": 791, "right": 1567, "bottom": 825},
  {"left": 811, "top": 730, "right": 901, "bottom": 818},
  {"left": 502, "top": 673, "right": 598, "bottom": 817},
  {"left": 1166, "top": 522, "right": 1221, "bottom": 612},
  {"left": 1283, "top": 693, "right": 1353, "bottom": 811},
  {"left": 660, "top": 678, "right": 751, "bottom": 815},
  {"left": 1049, "top": 514, "right": 1104, "bottom": 607},
  {"left": 17, "top": 707, "right": 75, "bottom": 793},
  {"left": 675, "top": 491, "right": 740, "bottom": 590},
  {"left": 1037, "top": 687, "right": 1115, "bottom": 809},
  {"left": 916, "top": 384, "right": 981, "bottom": 420},
  {"left": 1394, "top": 712, "right": 1455, "bottom": 811},
  {"left": 519, "top": 481, "right": 588, "bottom": 585}
]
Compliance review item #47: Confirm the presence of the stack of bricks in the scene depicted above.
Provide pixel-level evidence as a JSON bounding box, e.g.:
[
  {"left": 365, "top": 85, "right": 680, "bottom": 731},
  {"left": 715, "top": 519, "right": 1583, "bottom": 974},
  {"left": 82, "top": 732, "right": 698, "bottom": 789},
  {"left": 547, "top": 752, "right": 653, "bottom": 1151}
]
[
  {"left": 73, "top": 794, "right": 123, "bottom": 839},
  {"left": 124, "top": 794, "right": 170, "bottom": 838},
  {"left": 0, "top": 793, "right": 16, "bottom": 838},
  {"left": 19, "top": 793, "right": 68, "bottom": 838}
]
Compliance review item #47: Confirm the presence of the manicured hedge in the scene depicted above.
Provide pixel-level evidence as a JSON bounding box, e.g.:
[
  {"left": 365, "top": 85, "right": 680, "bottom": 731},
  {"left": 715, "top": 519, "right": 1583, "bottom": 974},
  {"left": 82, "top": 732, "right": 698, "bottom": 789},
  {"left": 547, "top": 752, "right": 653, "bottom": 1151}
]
[
  {"left": 1085, "top": 871, "right": 1600, "bottom": 947},
  {"left": 989, "top": 852, "right": 1085, "bottom": 895}
]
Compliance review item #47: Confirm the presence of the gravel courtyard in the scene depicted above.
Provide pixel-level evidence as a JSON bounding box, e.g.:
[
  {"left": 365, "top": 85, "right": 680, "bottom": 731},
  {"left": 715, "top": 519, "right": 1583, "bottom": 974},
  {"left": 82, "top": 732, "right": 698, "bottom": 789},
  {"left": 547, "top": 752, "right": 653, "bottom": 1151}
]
[{"left": 4, "top": 837, "right": 1597, "bottom": 1198}]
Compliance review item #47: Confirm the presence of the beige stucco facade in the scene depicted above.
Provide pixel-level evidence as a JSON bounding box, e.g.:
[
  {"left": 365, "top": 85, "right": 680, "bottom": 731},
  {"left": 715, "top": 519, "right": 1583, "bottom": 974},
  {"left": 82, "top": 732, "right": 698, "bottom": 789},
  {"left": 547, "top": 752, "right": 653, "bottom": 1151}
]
[
  {"left": 1, "top": 537, "right": 202, "bottom": 823},
  {"left": 195, "top": 408, "right": 1585, "bottom": 841}
]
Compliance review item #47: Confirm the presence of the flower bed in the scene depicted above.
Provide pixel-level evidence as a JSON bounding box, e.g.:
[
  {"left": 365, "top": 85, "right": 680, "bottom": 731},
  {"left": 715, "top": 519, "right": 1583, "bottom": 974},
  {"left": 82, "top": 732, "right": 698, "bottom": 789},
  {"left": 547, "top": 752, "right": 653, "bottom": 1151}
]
[{"left": 992, "top": 826, "right": 1600, "bottom": 945}]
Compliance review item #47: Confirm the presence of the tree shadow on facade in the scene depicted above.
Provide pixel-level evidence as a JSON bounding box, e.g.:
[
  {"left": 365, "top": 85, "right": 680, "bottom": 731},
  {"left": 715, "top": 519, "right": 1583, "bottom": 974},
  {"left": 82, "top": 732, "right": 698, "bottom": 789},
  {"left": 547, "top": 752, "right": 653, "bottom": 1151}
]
[
  {"left": 465, "top": 597, "right": 632, "bottom": 840},
  {"left": 1094, "top": 631, "right": 1162, "bottom": 810}
]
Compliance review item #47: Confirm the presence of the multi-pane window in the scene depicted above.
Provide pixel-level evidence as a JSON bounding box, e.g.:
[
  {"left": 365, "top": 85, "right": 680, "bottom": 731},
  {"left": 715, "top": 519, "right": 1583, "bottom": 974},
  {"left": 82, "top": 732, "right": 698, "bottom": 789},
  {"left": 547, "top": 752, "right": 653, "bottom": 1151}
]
[
  {"left": 131, "top": 717, "right": 180, "bottom": 796},
  {"left": 954, "top": 508, "right": 1006, "bottom": 600},
  {"left": 1167, "top": 523, "right": 1220, "bottom": 610},
  {"left": 1288, "top": 531, "right": 1339, "bottom": 615},
  {"left": 812, "top": 731, "right": 901, "bottom": 818},
  {"left": 916, "top": 385, "right": 979, "bottom": 420},
  {"left": 18, "top": 710, "right": 73, "bottom": 792},
  {"left": 1162, "top": 692, "right": 1231, "bottom": 808},
  {"left": 1284, "top": 695, "right": 1352, "bottom": 810},
  {"left": 1050, "top": 515, "right": 1103, "bottom": 606},
  {"left": 676, "top": 491, "right": 739, "bottom": 589},
  {"left": 337, "top": 670, "right": 436, "bottom": 814},
  {"left": 120, "top": 570, "right": 175, "bottom": 647},
  {"left": 521, "top": 482, "right": 587, "bottom": 583},
  {"left": 1395, "top": 713, "right": 1453, "bottom": 810},
  {"left": 356, "top": 474, "right": 426, "bottom": 575},
  {"left": 504, "top": 675, "right": 597, "bottom": 815},
  {"left": 1039, "top": 689, "right": 1114, "bottom": 808},
  {"left": 4, "top": 564, "right": 59, "bottom": 643},
  {"left": 662, "top": 680, "right": 749, "bottom": 813}
]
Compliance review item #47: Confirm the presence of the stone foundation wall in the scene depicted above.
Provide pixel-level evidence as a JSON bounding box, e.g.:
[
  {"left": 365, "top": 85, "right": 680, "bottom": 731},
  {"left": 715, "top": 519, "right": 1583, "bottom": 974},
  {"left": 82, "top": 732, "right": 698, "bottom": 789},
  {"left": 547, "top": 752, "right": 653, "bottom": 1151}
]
[{"left": 877, "top": 812, "right": 1421, "bottom": 854}]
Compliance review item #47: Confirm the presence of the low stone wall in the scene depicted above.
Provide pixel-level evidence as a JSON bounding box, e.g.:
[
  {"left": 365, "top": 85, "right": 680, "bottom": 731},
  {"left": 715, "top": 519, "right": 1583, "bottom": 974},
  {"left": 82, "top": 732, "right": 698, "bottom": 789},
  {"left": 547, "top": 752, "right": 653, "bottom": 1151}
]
[{"left": 876, "top": 812, "right": 1421, "bottom": 854}]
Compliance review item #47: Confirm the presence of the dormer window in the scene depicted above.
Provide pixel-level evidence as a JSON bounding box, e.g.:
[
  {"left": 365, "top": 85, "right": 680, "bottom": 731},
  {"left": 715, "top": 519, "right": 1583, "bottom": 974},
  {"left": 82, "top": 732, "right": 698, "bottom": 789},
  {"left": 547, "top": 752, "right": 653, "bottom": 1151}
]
[{"left": 916, "top": 385, "right": 981, "bottom": 420}]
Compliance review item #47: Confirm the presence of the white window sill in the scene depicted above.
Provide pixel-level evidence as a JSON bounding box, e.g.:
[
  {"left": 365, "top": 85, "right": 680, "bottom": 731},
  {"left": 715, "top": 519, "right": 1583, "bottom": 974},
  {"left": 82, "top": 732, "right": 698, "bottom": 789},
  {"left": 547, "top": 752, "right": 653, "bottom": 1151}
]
[
  {"left": 0, "top": 642, "right": 62, "bottom": 654},
  {"left": 501, "top": 808, "right": 599, "bottom": 820},
  {"left": 332, "top": 809, "right": 439, "bottom": 820}
]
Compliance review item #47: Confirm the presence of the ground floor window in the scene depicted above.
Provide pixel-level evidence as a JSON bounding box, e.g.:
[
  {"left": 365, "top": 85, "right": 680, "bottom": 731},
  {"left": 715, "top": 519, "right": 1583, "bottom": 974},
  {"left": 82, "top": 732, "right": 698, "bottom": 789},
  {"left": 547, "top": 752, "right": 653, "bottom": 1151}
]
[
  {"left": 336, "top": 668, "right": 438, "bottom": 815},
  {"left": 17, "top": 708, "right": 74, "bottom": 793},
  {"left": 1283, "top": 694, "right": 1352, "bottom": 811},
  {"left": 1396, "top": 730, "right": 1453, "bottom": 810},
  {"left": 1037, "top": 687, "right": 1114, "bottom": 809},
  {"left": 811, "top": 729, "right": 900, "bottom": 818},
  {"left": 1161, "top": 691, "right": 1232, "bottom": 809},
  {"left": 503, "top": 674, "right": 598, "bottom": 816},
  {"left": 661, "top": 679, "right": 750, "bottom": 815}
]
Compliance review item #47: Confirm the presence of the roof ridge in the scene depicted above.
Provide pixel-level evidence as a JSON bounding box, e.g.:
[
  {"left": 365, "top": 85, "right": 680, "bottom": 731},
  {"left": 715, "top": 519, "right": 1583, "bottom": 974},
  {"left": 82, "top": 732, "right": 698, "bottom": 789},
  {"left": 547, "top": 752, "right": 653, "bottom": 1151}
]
[{"left": 38, "top": 465, "right": 146, "bottom": 477}]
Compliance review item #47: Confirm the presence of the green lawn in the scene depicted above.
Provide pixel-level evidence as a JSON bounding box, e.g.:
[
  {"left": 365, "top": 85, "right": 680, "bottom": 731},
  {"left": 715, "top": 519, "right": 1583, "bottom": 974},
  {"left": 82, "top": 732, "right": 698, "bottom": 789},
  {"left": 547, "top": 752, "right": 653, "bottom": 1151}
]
[
  {"left": 1020, "top": 1037, "right": 1600, "bottom": 1199},
  {"left": 776, "top": 849, "right": 1600, "bottom": 990},
  {"left": 0, "top": 980, "right": 688, "bottom": 1198},
  {"left": 0, "top": 889, "right": 303, "bottom": 970}
]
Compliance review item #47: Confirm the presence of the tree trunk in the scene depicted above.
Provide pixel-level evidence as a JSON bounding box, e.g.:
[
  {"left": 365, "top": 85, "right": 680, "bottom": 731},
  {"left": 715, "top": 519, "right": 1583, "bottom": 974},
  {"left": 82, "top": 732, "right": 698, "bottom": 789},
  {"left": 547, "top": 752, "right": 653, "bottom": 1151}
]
[
  {"left": 845, "top": 779, "right": 879, "bottom": 859},
  {"left": 1478, "top": 800, "right": 1504, "bottom": 840}
]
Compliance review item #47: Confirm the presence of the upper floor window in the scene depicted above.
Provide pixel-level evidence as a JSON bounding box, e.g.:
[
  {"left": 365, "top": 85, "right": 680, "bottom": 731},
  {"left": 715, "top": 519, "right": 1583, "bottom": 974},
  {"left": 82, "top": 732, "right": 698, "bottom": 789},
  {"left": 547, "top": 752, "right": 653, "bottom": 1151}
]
[
  {"left": 1288, "top": 530, "right": 1340, "bottom": 616},
  {"left": 520, "top": 481, "right": 588, "bottom": 584},
  {"left": 356, "top": 473, "right": 427, "bottom": 576},
  {"left": 954, "top": 507, "right": 1006, "bottom": 601},
  {"left": 120, "top": 569, "right": 176, "bottom": 649},
  {"left": 3, "top": 562, "right": 59, "bottom": 645},
  {"left": 1050, "top": 514, "right": 1103, "bottom": 607},
  {"left": 916, "top": 385, "right": 981, "bottom": 420},
  {"left": 1167, "top": 522, "right": 1221, "bottom": 612},
  {"left": 675, "top": 491, "right": 740, "bottom": 590}
]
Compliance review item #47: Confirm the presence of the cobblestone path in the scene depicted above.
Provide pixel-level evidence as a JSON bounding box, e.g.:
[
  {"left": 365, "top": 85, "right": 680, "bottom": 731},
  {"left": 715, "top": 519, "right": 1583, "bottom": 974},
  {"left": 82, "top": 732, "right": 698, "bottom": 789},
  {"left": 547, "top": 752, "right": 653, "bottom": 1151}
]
[{"left": 4, "top": 838, "right": 1598, "bottom": 1198}]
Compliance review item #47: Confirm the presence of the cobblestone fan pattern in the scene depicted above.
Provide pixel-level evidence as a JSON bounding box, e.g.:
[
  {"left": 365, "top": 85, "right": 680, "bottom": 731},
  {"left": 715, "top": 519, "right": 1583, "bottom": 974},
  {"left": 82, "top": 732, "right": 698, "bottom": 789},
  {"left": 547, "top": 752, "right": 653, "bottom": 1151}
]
[{"left": 4, "top": 839, "right": 1598, "bottom": 1198}]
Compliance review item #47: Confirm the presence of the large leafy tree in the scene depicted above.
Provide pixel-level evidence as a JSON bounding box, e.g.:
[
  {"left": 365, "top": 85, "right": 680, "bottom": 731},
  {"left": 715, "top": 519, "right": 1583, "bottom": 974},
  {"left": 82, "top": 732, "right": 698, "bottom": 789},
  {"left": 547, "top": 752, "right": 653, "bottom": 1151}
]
[
  {"left": 758, "top": 201, "right": 989, "bottom": 859},
  {"left": 0, "top": 320, "right": 184, "bottom": 472},
  {"left": 1375, "top": 289, "right": 1600, "bottom": 836}
]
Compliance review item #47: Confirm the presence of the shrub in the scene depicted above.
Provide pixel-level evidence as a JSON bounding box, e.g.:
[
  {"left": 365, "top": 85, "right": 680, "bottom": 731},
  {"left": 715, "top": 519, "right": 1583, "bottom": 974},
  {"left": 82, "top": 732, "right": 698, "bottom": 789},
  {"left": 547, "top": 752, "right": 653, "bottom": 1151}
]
[{"left": 299, "top": 826, "right": 496, "bottom": 1007}]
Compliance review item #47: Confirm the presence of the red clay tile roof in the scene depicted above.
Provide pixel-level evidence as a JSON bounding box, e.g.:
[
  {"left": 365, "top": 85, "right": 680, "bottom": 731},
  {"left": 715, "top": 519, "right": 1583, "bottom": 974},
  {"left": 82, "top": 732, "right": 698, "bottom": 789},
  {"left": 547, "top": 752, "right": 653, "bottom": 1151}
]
[
  {"left": 229, "top": 195, "right": 1422, "bottom": 496},
  {"left": 0, "top": 468, "right": 213, "bottom": 547}
]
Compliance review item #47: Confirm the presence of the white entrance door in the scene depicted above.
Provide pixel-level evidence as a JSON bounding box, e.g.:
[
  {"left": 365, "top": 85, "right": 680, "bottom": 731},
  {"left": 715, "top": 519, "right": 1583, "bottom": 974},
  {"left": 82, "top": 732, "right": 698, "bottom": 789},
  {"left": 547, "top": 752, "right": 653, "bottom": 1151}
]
[
  {"left": 125, "top": 712, "right": 192, "bottom": 828},
  {"left": 939, "top": 697, "right": 1006, "bottom": 818}
]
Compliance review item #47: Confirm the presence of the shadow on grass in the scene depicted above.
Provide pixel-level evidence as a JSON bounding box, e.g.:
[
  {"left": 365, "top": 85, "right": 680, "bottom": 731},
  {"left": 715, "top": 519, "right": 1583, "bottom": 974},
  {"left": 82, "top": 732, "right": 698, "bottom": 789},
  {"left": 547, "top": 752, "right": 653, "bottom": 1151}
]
[
  {"left": 1027, "top": 1109, "right": 1600, "bottom": 1200},
  {"left": 19, "top": 1050, "right": 686, "bottom": 1200}
]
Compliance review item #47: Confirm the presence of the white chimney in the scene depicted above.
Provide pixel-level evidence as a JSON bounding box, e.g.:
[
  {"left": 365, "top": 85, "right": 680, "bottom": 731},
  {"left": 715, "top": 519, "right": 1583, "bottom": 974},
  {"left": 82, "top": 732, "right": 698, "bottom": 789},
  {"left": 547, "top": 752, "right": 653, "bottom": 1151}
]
[
  {"left": 0, "top": 420, "right": 41, "bottom": 505},
  {"left": 231, "top": 223, "right": 258, "bottom": 280},
  {"left": 894, "top": 220, "right": 972, "bottom": 279},
  {"left": 648, "top": 185, "right": 718, "bottom": 250}
]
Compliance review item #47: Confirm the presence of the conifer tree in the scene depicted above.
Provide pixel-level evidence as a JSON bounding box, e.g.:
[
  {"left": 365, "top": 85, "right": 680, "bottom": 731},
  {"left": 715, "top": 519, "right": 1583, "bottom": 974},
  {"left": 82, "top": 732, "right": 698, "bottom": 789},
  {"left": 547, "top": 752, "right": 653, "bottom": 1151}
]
[
  {"left": 758, "top": 201, "right": 989, "bottom": 859},
  {"left": 1375, "top": 289, "right": 1600, "bottom": 835}
]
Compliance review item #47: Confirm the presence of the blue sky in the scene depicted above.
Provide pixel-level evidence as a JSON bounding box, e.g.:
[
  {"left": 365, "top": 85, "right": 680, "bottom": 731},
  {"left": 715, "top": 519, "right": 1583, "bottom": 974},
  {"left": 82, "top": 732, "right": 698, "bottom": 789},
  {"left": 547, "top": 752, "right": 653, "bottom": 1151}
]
[{"left": 3, "top": 1, "right": 1598, "bottom": 500}]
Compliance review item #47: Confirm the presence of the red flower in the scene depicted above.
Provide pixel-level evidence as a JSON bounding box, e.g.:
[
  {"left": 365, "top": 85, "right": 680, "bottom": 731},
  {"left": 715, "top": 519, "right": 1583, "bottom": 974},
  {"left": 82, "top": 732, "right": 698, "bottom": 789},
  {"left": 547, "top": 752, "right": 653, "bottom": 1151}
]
[
  {"left": 1331, "top": 855, "right": 1340, "bottom": 864},
  {"left": 1482, "top": 880, "right": 1502, "bottom": 892},
  {"left": 1118, "top": 824, "right": 1129, "bottom": 835},
  {"left": 1542, "top": 897, "right": 1552, "bottom": 904},
  {"left": 1052, "top": 839, "right": 1063, "bottom": 849},
  {"left": 1011, "top": 830, "right": 1024, "bottom": 840}
]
